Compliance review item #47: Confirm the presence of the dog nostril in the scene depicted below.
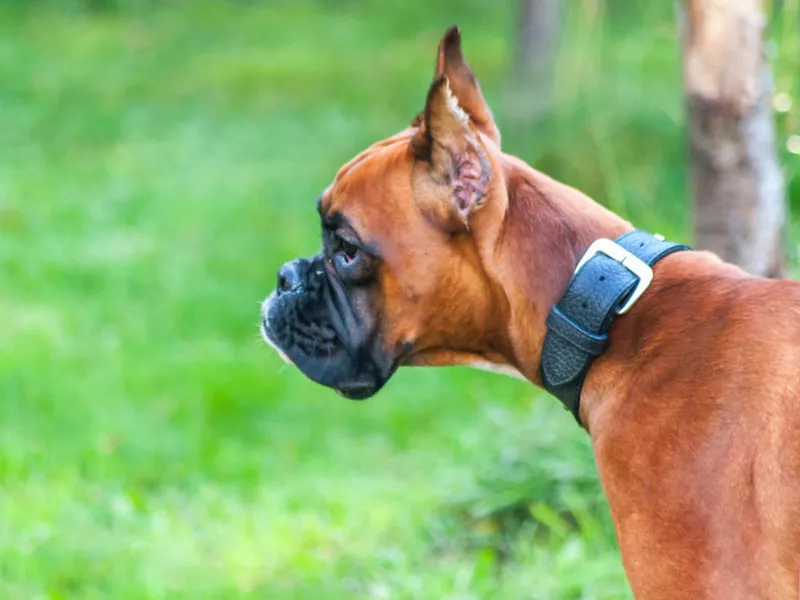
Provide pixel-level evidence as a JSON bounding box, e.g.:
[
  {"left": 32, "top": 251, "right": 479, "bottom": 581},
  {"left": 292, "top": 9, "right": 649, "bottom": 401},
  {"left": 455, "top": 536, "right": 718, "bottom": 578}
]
[{"left": 277, "top": 262, "right": 303, "bottom": 293}]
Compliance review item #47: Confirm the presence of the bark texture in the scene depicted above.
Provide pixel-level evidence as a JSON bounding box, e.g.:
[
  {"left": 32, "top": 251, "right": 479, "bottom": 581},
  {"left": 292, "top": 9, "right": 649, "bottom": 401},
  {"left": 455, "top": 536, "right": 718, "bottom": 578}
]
[
  {"left": 516, "top": 0, "right": 560, "bottom": 116},
  {"left": 682, "top": 0, "right": 786, "bottom": 277}
]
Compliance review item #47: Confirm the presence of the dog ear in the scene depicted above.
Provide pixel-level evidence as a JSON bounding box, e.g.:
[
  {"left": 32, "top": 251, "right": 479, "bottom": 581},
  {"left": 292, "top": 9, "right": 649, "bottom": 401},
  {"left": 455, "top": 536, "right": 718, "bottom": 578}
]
[
  {"left": 409, "top": 27, "right": 500, "bottom": 146},
  {"left": 411, "top": 76, "right": 491, "bottom": 231},
  {"left": 437, "top": 26, "right": 500, "bottom": 146}
]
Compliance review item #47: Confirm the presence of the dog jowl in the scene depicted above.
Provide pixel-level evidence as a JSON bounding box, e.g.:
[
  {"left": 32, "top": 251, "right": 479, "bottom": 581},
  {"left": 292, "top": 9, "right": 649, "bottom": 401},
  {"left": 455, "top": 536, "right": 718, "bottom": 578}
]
[{"left": 261, "top": 248, "right": 393, "bottom": 400}]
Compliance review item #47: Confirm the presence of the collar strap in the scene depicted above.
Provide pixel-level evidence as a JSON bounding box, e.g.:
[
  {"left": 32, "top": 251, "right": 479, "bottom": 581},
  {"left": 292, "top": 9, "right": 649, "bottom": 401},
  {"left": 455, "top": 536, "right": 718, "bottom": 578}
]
[{"left": 540, "top": 230, "right": 691, "bottom": 425}]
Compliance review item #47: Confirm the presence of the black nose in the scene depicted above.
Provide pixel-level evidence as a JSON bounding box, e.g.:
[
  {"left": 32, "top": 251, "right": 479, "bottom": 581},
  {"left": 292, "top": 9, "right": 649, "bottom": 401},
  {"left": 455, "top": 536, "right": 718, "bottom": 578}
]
[{"left": 277, "top": 260, "right": 306, "bottom": 293}]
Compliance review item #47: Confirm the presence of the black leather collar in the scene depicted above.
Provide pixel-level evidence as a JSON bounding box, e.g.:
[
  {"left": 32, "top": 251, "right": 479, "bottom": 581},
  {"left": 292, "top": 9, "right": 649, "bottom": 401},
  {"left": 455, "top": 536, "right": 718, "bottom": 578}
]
[{"left": 540, "top": 230, "right": 691, "bottom": 425}]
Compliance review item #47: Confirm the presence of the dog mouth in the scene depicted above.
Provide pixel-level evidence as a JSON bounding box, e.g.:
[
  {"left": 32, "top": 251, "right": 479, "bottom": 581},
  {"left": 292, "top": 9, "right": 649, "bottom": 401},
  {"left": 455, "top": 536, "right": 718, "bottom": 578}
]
[{"left": 259, "top": 293, "right": 383, "bottom": 400}]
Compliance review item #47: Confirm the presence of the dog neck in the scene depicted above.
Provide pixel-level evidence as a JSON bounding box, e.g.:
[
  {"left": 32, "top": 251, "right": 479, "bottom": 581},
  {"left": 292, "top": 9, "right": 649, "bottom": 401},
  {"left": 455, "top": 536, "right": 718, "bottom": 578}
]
[{"left": 484, "top": 154, "right": 635, "bottom": 424}]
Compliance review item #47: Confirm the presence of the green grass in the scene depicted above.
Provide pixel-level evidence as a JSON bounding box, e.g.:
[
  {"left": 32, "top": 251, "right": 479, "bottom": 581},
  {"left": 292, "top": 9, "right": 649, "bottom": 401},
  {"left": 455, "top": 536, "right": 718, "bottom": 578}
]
[{"left": 0, "top": 1, "right": 797, "bottom": 598}]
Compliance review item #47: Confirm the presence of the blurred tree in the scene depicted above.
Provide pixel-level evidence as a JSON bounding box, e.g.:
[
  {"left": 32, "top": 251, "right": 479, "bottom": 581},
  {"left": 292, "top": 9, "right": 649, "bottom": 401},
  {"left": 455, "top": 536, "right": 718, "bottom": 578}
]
[
  {"left": 682, "top": 0, "right": 787, "bottom": 277},
  {"left": 514, "top": 0, "right": 560, "bottom": 117}
]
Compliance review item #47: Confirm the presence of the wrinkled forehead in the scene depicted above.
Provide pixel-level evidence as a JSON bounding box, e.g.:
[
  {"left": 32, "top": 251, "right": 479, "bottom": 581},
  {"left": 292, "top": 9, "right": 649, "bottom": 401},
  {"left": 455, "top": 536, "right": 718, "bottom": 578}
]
[{"left": 318, "top": 128, "right": 418, "bottom": 240}]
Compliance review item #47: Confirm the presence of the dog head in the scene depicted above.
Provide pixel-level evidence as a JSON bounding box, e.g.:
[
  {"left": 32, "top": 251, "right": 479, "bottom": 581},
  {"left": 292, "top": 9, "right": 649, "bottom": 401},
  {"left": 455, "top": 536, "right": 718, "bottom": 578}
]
[{"left": 261, "top": 27, "right": 515, "bottom": 399}]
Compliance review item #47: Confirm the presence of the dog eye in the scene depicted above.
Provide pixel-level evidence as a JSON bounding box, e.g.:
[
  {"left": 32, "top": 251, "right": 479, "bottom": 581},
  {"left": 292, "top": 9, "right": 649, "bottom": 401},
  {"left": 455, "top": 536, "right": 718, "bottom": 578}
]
[
  {"left": 332, "top": 232, "right": 361, "bottom": 266},
  {"left": 339, "top": 238, "right": 359, "bottom": 263},
  {"left": 330, "top": 231, "right": 373, "bottom": 281}
]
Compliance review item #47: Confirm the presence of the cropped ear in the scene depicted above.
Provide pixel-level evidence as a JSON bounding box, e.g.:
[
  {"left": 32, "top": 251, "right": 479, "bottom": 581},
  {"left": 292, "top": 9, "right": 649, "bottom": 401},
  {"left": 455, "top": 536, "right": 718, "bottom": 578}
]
[
  {"left": 422, "top": 26, "right": 500, "bottom": 146},
  {"left": 411, "top": 76, "right": 491, "bottom": 231}
]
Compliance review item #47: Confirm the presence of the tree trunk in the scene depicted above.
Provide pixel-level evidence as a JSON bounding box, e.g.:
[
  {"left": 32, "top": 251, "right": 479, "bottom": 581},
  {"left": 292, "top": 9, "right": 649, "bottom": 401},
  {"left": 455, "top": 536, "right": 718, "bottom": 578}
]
[
  {"left": 681, "top": 0, "right": 786, "bottom": 278},
  {"left": 514, "top": 0, "right": 560, "bottom": 117}
]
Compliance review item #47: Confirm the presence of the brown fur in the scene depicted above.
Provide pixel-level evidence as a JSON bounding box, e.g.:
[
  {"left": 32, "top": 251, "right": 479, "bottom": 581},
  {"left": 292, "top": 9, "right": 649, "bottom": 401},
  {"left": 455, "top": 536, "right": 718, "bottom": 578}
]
[{"left": 315, "top": 27, "right": 800, "bottom": 598}]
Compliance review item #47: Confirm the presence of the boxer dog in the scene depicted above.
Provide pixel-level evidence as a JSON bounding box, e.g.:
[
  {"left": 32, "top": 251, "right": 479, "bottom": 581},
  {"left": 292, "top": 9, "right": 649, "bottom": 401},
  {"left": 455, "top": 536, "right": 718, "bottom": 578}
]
[{"left": 261, "top": 26, "right": 800, "bottom": 599}]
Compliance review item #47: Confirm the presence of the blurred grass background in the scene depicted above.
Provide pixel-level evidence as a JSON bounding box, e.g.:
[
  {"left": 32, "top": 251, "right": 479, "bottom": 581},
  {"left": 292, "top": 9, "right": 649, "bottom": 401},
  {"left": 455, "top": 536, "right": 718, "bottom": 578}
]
[{"left": 0, "top": 0, "right": 798, "bottom": 598}]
